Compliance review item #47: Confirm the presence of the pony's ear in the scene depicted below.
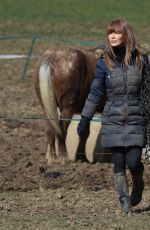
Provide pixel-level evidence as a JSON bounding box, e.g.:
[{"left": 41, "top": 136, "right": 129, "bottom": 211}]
[
  {"left": 137, "top": 43, "right": 150, "bottom": 55},
  {"left": 95, "top": 47, "right": 105, "bottom": 59}
]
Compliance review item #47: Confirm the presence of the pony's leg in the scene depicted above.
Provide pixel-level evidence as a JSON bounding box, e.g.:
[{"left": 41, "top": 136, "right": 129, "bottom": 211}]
[
  {"left": 55, "top": 135, "right": 69, "bottom": 164},
  {"left": 46, "top": 121, "right": 58, "bottom": 165},
  {"left": 55, "top": 110, "right": 73, "bottom": 164},
  {"left": 56, "top": 120, "right": 71, "bottom": 164},
  {"left": 75, "top": 128, "right": 89, "bottom": 162}
]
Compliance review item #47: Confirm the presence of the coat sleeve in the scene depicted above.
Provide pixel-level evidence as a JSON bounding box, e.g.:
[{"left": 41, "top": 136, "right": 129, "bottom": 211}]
[{"left": 81, "top": 59, "right": 107, "bottom": 119}]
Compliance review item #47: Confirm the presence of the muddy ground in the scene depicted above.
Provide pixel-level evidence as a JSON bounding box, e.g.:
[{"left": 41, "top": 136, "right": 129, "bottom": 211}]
[{"left": 0, "top": 45, "right": 150, "bottom": 229}]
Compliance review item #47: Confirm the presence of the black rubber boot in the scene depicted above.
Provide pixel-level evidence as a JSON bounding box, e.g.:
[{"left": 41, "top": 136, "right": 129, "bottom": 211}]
[
  {"left": 114, "top": 172, "right": 131, "bottom": 214},
  {"left": 130, "top": 171, "right": 144, "bottom": 206}
]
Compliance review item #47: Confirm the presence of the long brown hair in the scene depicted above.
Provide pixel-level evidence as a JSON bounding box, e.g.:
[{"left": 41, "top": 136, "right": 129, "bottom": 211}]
[{"left": 105, "top": 18, "right": 143, "bottom": 70}]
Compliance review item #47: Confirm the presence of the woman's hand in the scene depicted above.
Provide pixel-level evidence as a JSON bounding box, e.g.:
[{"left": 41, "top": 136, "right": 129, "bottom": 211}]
[{"left": 77, "top": 116, "right": 90, "bottom": 137}]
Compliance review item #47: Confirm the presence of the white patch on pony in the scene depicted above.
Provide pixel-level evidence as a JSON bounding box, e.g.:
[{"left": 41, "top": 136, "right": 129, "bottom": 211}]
[{"left": 67, "top": 61, "right": 73, "bottom": 69}]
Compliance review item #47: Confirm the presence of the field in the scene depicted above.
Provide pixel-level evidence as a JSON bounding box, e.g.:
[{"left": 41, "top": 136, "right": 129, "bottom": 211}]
[{"left": 0, "top": 1, "right": 150, "bottom": 229}]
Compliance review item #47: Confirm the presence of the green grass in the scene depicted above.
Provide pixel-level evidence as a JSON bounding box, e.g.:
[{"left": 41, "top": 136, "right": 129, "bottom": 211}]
[
  {"left": 0, "top": 0, "right": 150, "bottom": 24},
  {"left": 0, "top": 0, "right": 150, "bottom": 43}
]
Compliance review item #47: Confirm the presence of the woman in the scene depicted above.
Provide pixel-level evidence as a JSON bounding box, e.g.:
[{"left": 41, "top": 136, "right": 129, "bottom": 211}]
[{"left": 77, "top": 19, "right": 149, "bottom": 214}]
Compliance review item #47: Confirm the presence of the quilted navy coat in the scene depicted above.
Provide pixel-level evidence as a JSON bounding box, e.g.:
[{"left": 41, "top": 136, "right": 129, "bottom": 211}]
[{"left": 82, "top": 51, "right": 148, "bottom": 147}]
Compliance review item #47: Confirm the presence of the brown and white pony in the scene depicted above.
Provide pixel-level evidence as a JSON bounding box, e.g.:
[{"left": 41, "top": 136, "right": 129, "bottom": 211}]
[{"left": 34, "top": 46, "right": 105, "bottom": 164}]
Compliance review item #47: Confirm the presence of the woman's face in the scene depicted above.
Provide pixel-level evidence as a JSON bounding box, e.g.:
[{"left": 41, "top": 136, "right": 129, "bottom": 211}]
[{"left": 108, "top": 31, "right": 124, "bottom": 47}]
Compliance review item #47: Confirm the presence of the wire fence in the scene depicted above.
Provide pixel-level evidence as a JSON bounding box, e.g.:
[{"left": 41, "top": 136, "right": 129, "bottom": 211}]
[{"left": 0, "top": 115, "right": 102, "bottom": 122}]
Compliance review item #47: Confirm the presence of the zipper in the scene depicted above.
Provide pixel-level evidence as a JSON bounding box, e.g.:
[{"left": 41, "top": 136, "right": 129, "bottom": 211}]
[{"left": 124, "top": 67, "right": 128, "bottom": 147}]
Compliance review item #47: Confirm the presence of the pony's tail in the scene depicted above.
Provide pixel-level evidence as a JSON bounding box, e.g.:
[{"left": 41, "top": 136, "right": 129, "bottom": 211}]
[{"left": 39, "top": 63, "right": 62, "bottom": 136}]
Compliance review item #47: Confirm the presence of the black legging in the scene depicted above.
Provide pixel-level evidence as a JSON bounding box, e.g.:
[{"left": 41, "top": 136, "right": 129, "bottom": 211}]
[{"left": 110, "top": 146, "right": 144, "bottom": 175}]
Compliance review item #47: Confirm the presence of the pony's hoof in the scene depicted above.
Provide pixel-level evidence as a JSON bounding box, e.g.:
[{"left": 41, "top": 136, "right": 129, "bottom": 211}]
[
  {"left": 47, "top": 158, "right": 60, "bottom": 165},
  {"left": 61, "top": 157, "right": 71, "bottom": 165}
]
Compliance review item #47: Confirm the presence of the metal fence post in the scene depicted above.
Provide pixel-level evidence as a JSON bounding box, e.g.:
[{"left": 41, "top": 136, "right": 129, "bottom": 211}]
[{"left": 20, "top": 35, "right": 37, "bottom": 81}]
